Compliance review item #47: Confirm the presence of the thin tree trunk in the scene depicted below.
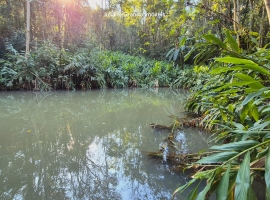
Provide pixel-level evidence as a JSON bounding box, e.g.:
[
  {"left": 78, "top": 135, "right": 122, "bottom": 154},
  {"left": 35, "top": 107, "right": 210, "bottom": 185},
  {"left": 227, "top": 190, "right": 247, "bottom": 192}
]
[
  {"left": 264, "top": 0, "right": 270, "bottom": 25},
  {"left": 25, "top": 0, "right": 30, "bottom": 57},
  {"left": 233, "top": 0, "right": 240, "bottom": 47},
  {"left": 259, "top": 7, "right": 266, "bottom": 47},
  {"left": 249, "top": 0, "right": 254, "bottom": 31},
  {"left": 233, "top": 0, "right": 237, "bottom": 32},
  {"left": 6, "top": 0, "right": 11, "bottom": 19}
]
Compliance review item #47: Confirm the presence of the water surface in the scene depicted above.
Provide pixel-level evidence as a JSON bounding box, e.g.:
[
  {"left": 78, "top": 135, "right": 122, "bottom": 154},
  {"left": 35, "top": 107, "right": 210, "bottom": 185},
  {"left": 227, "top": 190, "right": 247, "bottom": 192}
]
[{"left": 0, "top": 89, "right": 210, "bottom": 200}]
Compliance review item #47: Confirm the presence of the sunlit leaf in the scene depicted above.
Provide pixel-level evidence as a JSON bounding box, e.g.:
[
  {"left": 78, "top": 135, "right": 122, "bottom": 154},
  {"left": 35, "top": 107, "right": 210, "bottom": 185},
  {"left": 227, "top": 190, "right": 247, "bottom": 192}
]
[
  {"left": 235, "top": 73, "right": 264, "bottom": 89},
  {"left": 240, "top": 103, "right": 250, "bottom": 123},
  {"left": 210, "top": 66, "right": 243, "bottom": 74},
  {"left": 215, "top": 57, "right": 269, "bottom": 75},
  {"left": 215, "top": 57, "right": 256, "bottom": 65},
  {"left": 249, "top": 107, "right": 259, "bottom": 121},
  {"left": 217, "top": 164, "right": 231, "bottom": 200},
  {"left": 235, "top": 152, "right": 250, "bottom": 200},
  {"left": 202, "top": 34, "right": 226, "bottom": 48},
  {"left": 184, "top": 47, "right": 196, "bottom": 61},
  {"left": 225, "top": 30, "right": 239, "bottom": 53}
]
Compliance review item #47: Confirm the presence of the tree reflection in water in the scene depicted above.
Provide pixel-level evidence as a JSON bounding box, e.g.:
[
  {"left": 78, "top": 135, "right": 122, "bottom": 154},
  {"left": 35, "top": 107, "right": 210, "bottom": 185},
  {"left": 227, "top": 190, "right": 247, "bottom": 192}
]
[{"left": 0, "top": 89, "right": 210, "bottom": 199}]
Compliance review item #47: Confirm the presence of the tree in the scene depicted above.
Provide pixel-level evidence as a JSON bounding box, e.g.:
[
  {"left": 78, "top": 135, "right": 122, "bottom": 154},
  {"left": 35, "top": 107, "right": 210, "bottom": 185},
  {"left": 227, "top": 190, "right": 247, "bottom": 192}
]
[
  {"left": 264, "top": 0, "right": 270, "bottom": 25},
  {"left": 25, "top": 0, "right": 30, "bottom": 57}
]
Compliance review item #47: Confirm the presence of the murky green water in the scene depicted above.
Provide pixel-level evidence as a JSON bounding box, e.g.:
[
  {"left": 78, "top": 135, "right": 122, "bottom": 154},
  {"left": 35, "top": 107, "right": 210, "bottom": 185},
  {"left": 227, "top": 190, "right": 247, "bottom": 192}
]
[{"left": 0, "top": 89, "right": 211, "bottom": 200}]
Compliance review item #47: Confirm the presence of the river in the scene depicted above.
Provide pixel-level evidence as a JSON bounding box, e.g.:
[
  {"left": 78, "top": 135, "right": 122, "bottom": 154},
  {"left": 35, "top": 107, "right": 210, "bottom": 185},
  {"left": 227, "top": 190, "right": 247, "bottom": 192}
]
[{"left": 0, "top": 89, "right": 211, "bottom": 200}]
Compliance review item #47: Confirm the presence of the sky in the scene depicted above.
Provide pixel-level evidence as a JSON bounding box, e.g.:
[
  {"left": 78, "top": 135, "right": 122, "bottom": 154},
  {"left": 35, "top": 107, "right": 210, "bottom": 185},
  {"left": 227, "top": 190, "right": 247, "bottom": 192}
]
[{"left": 88, "top": 0, "right": 102, "bottom": 9}]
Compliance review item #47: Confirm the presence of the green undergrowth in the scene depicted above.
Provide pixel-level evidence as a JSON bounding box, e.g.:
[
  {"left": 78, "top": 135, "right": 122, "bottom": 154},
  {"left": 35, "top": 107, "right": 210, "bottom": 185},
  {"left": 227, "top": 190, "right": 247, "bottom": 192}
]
[
  {"left": 0, "top": 41, "right": 196, "bottom": 90},
  {"left": 172, "top": 30, "right": 270, "bottom": 200}
]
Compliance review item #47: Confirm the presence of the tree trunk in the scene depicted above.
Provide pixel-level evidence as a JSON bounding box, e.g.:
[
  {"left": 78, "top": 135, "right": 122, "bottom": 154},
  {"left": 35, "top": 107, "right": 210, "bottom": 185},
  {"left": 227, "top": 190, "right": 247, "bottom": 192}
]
[
  {"left": 264, "top": 0, "right": 270, "bottom": 25},
  {"left": 259, "top": 7, "right": 266, "bottom": 47},
  {"left": 25, "top": 0, "right": 30, "bottom": 58},
  {"left": 233, "top": 0, "right": 241, "bottom": 47},
  {"left": 249, "top": 0, "right": 254, "bottom": 31},
  {"left": 6, "top": 0, "right": 11, "bottom": 19}
]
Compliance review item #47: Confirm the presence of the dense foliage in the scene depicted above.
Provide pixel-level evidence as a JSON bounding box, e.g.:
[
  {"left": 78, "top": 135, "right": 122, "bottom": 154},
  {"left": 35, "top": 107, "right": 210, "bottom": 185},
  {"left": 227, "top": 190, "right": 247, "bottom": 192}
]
[
  {"left": 0, "top": 41, "right": 185, "bottom": 90},
  {"left": 172, "top": 31, "right": 270, "bottom": 200}
]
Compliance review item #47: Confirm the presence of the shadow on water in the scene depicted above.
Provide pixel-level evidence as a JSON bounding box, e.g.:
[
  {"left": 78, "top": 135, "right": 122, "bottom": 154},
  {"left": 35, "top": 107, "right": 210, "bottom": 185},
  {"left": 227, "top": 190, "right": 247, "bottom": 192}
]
[{"left": 0, "top": 89, "right": 211, "bottom": 200}]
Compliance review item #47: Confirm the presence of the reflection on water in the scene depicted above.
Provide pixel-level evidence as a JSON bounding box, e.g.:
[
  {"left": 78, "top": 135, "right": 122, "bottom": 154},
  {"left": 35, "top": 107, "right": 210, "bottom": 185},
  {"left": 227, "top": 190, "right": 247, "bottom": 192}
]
[{"left": 0, "top": 89, "right": 210, "bottom": 200}]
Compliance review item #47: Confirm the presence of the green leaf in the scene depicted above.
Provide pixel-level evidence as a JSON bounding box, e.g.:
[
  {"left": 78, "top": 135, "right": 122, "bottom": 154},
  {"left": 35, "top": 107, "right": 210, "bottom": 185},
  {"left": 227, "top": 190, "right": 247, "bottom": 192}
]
[
  {"left": 196, "top": 175, "right": 215, "bottom": 200},
  {"left": 165, "top": 48, "right": 175, "bottom": 58},
  {"left": 266, "top": 145, "right": 270, "bottom": 200},
  {"left": 210, "top": 140, "right": 259, "bottom": 151},
  {"left": 247, "top": 186, "right": 257, "bottom": 200},
  {"left": 214, "top": 81, "right": 259, "bottom": 92},
  {"left": 234, "top": 64, "right": 270, "bottom": 75},
  {"left": 241, "top": 88, "right": 269, "bottom": 106},
  {"left": 235, "top": 73, "right": 264, "bottom": 89},
  {"left": 173, "top": 48, "right": 180, "bottom": 61},
  {"left": 172, "top": 178, "right": 196, "bottom": 199},
  {"left": 215, "top": 57, "right": 269, "bottom": 75},
  {"left": 251, "top": 121, "right": 270, "bottom": 131},
  {"left": 231, "top": 122, "right": 245, "bottom": 130},
  {"left": 225, "top": 30, "right": 239, "bottom": 53},
  {"left": 196, "top": 152, "right": 238, "bottom": 164},
  {"left": 217, "top": 165, "right": 231, "bottom": 200},
  {"left": 184, "top": 47, "right": 196, "bottom": 61},
  {"left": 210, "top": 66, "right": 243, "bottom": 74},
  {"left": 234, "top": 152, "right": 250, "bottom": 200},
  {"left": 240, "top": 103, "right": 251, "bottom": 123},
  {"left": 215, "top": 57, "right": 256, "bottom": 65},
  {"left": 249, "top": 107, "right": 259, "bottom": 121},
  {"left": 262, "top": 107, "right": 270, "bottom": 113},
  {"left": 263, "top": 133, "right": 270, "bottom": 141},
  {"left": 233, "top": 130, "right": 269, "bottom": 137},
  {"left": 202, "top": 34, "right": 226, "bottom": 48},
  {"left": 186, "top": 184, "right": 199, "bottom": 200}
]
